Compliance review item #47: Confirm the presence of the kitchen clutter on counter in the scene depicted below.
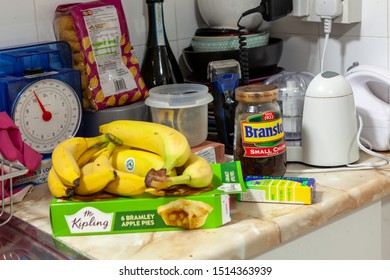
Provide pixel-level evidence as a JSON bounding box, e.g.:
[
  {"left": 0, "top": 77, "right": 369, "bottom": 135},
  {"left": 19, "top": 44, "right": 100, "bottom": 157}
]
[
  {"left": 47, "top": 120, "right": 246, "bottom": 236},
  {"left": 2, "top": 0, "right": 390, "bottom": 264},
  {"left": 5, "top": 0, "right": 390, "bottom": 245},
  {"left": 185, "top": 0, "right": 293, "bottom": 156},
  {"left": 1, "top": 0, "right": 315, "bottom": 238},
  {"left": 0, "top": 0, "right": 234, "bottom": 236}
]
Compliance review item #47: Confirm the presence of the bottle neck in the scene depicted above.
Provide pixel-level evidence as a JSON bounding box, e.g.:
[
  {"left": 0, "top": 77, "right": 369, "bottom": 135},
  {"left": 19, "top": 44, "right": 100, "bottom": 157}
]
[{"left": 146, "top": 0, "right": 167, "bottom": 47}]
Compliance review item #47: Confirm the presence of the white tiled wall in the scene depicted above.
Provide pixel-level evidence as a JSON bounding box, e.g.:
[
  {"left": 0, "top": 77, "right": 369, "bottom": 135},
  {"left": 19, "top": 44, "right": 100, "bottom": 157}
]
[
  {"left": 0, "top": 0, "right": 389, "bottom": 78},
  {"left": 0, "top": 0, "right": 199, "bottom": 77},
  {"left": 269, "top": 0, "right": 390, "bottom": 75}
]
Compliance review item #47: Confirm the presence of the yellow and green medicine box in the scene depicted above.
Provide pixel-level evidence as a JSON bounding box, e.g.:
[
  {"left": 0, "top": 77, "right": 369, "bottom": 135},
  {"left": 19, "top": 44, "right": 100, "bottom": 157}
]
[{"left": 237, "top": 175, "right": 316, "bottom": 205}]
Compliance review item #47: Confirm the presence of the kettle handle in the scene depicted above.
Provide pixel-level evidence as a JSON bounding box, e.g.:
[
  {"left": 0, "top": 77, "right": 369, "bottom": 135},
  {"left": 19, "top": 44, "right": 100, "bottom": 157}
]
[
  {"left": 345, "top": 64, "right": 390, "bottom": 109},
  {"left": 345, "top": 64, "right": 390, "bottom": 88}
]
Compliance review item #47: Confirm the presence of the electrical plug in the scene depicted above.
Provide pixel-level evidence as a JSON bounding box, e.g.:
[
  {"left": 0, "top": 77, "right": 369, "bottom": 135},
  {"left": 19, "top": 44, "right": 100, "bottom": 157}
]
[
  {"left": 315, "top": 0, "right": 343, "bottom": 18},
  {"left": 315, "top": 0, "right": 343, "bottom": 72}
]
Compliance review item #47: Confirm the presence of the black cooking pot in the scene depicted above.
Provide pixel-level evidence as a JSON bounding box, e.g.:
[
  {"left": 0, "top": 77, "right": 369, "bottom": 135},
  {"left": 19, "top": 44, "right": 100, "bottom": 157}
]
[{"left": 182, "top": 37, "right": 283, "bottom": 82}]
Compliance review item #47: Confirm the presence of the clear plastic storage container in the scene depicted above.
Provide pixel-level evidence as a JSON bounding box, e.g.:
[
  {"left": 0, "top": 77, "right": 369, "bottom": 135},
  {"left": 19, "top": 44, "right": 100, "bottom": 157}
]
[{"left": 145, "top": 83, "right": 213, "bottom": 147}]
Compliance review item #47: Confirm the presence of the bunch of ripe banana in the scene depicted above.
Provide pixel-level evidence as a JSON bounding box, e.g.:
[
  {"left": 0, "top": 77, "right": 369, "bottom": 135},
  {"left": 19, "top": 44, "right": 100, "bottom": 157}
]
[{"left": 47, "top": 120, "right": 214, "bottom": 198}]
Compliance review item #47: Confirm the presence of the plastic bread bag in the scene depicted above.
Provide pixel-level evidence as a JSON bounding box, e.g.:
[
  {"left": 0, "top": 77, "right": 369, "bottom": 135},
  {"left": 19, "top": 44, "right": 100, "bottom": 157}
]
[{"left": 54, "top": 0, "right": 148, "bottom": 111}]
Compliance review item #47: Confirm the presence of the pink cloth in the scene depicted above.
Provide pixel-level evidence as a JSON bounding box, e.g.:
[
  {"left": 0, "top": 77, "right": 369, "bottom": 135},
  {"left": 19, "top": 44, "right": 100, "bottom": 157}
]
[
  {"left": 0, "top": 112, "right": 42, "bottom": 171},
  {"left": 0, "top": 169, "right": 11, "bottom": 198},
  {"left": 0, "top": 112, "right": 43, "bottom": 199}
]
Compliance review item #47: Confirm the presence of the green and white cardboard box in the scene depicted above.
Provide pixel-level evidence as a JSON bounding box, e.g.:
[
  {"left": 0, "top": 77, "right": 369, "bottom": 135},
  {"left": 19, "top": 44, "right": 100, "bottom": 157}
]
[{"left": 50, "top": 161, "right": 245, "bottom": 236}]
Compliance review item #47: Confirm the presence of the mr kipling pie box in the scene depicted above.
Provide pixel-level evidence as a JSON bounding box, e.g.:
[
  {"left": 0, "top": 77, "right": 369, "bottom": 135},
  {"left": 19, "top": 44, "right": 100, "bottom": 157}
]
[{"left": 50, "top": 161, "right": 245, "bottom": 237}]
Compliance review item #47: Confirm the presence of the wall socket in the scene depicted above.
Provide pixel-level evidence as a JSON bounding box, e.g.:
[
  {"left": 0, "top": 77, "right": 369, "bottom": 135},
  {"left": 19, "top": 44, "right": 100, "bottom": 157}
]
[{"left": 289, "top": 0, "right": 362, "bottom": 24}]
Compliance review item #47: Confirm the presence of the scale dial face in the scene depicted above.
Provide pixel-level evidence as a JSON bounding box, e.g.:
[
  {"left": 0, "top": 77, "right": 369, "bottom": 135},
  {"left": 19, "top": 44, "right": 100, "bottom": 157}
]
[{"left": 12, "top": 78, "right": 82, "bottom": 154}]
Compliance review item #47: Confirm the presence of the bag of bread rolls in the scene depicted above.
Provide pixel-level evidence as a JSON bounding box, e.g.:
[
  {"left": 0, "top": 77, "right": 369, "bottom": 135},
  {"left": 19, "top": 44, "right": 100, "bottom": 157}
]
[{"left": 54, "top": 0, "right": 148, "bottom": 111}]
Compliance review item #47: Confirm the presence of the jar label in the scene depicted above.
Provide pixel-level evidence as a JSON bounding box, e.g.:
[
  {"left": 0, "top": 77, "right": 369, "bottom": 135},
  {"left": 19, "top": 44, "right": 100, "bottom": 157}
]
[{"left": 240, "top": 112, "right": 286, "bottom": 158}]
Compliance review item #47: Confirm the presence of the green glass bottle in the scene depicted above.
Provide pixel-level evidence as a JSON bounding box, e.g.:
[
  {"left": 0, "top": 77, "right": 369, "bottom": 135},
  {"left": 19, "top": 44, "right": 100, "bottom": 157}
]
[{"left": 141, "top": 0, "right": 183, "bottom": 89}]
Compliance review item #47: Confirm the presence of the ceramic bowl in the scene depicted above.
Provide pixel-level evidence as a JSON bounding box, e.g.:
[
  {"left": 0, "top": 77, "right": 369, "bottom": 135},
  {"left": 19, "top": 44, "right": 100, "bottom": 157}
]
[
  {"left": 197, "top": 0, "right": 263, "bottom": 31},
  {"left": 191, "top": 32, "right": 269, "bottom": 52}
]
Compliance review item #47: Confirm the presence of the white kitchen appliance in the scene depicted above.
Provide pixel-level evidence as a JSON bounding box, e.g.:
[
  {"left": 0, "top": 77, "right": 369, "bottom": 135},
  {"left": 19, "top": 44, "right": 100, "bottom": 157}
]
[
  {"left": 287, "top": 71, "right": 360, "bottom": 166},
  {"left": 345, "top": 64, "right": 390, "bottom": 151}
]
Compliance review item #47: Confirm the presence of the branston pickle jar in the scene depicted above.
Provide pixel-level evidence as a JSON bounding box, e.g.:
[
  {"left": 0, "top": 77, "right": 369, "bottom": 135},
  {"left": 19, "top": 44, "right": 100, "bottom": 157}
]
[{"left": 233, "top": 84, "right": 287, "bottom": 177}]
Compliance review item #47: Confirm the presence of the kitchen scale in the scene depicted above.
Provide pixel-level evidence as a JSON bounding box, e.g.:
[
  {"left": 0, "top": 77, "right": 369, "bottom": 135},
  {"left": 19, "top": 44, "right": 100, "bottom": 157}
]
[{"left": 0, "top": 41, "right": 83, "bottom": 155}]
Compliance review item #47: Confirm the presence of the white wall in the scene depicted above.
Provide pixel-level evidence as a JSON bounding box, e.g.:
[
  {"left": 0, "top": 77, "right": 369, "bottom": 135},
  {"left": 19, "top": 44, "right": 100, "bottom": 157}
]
[
  {"left": 269, "top": 0, "right": 390, "bottom": 76},
  {"left": 0, "top": 0, "right": 199, "bottom": 77},
  {"left": 0, "top": 0, "right": 388, "bottom": 79}
]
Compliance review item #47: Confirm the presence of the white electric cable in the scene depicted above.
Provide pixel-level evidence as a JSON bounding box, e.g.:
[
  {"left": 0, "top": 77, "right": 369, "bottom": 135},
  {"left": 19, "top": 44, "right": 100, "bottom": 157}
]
[
  {"left": 316, "top": 0, "right": 343, "bottom": 72},
  {"left": 347, "top": 114, "right": 390, "bottom": 168},
  {"left": 286, "top": 114, "right": 390, "bottom": 174},
  {"left": 359, "top": 137, "right": 374, "bottom": 150}
]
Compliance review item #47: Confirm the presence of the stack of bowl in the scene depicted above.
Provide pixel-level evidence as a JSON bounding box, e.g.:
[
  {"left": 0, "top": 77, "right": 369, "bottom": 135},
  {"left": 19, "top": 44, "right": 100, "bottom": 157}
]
[
  {"left": 182, "top": 0, "right": 284, "bottom": 82},
  {"left": 191, "top": 32, "right": 269, "bottom": 53},
  {"left": 183, "top": 35, "right": 283, "bottom": 83}
]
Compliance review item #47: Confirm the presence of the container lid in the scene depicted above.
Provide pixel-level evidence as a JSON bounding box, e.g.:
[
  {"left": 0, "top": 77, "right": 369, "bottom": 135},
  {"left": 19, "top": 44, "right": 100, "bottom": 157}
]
[
  {"left": 235, "top": 84, "right": 279, "bottom": 103},
  {"left": 145, "top": 83, "right": 213, "bottom": 108}
]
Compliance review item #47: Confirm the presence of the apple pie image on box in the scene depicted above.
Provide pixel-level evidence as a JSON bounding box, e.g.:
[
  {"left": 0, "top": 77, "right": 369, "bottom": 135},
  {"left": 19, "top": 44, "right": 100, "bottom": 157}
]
[{"left": 157, "top": 199, "right": 213, "bottom": 229}]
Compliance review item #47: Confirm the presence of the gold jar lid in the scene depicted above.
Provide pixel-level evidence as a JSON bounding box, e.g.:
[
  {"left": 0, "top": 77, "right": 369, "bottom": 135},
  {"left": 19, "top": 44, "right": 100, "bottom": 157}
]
[{"left": 235, "top": 84, "right": 279, "bottom": 103}]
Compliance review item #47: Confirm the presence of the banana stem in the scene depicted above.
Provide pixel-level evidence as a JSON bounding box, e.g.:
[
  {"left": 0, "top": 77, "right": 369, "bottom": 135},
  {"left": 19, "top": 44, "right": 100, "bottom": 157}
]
[
  {"left": 100, "top": 141, "right": 118, "bottom": 157},
  {"left": 164, "top": 174, "right": 191, "bottom": 186},
  {"left": 145, "top": 168, "right": 191, "bottom": 189},
  {"left": 105, "top": 133, "right": 123, "bottom": 146},
  {"left": 86, "top": 133, "right": 111, "bottom": 146},
  {"left": 162, "top": 160, "right": 177, "bottom": 174},
  {"left": 66, "top": 188, "right": 75, "bottom": 197}
]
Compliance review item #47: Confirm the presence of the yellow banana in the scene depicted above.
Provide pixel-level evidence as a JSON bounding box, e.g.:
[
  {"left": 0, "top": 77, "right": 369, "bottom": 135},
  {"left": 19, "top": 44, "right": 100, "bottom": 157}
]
[
  {"left": 105, "top": 146, "right": 182, "bottom": 197},
  {"left": 110, "top": 146, "right": 176, "bottom": 177},
  {"left": 47, "top": 168, "right": 75, "bottom": 198},
  {"left": 77, "top": 142, "right": 109, "bottom": 167},
  {"left": 74, "top": 142, "right": 119, "bottom": 196},
  {"left": 99, "top": 120, "right": 191, "bottom": 174},
  {"left": 104, "top": 171, "right": 146, "bottom": 197},
  {"left": 51, "top": 133, "right": 114, "bottom": 187},
  {"left": 75, "top": 164, "right": 117, "bottom": 195},
  {"left": 145, "top": 153, "right": 213, "bottom": 189}
]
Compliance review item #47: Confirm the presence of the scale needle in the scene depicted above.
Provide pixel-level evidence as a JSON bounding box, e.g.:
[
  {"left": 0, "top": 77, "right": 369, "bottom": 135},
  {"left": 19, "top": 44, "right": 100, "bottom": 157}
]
[{"left": 33, "top": 91, "right": 52, "bottom": 121}]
